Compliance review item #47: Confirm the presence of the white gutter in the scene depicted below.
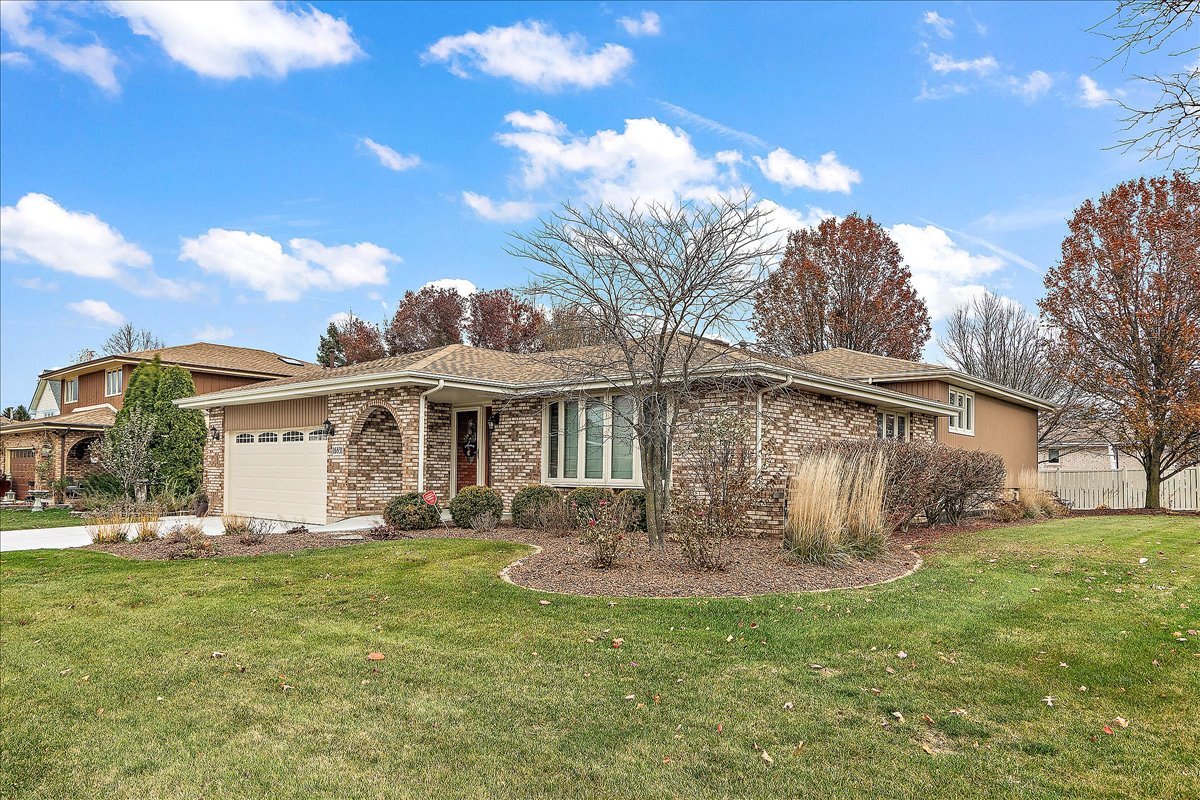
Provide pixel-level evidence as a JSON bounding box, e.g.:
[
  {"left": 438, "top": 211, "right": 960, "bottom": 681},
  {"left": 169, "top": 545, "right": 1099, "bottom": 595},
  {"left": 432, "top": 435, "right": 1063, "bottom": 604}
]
[
  {"left": 416, "top": 379, "right": 445, "bottom": 493},
  {"left": 756, "top": 375, "right": 794, "bottom": 473}
]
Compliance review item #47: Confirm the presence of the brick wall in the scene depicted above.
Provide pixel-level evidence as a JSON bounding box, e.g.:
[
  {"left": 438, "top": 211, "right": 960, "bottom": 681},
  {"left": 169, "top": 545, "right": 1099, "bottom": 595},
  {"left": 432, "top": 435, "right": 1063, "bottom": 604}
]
[
  {"left": 203, "top": 407, "right": 225, "bottom": 514},
  {"left": 326, "top": 388, "right": 422, "bottom": 519},
  {"left": 672, "top": 385, "right": 940, "bottom": 537},
  {"left": 488, "top": 398, "right": 543, "bottom": 512},
  {"left": 1, "top": 428, "right": 110, "bottom": 497},
  {"left": 424, "top": 402, "right": 452, "bottom": 499}
]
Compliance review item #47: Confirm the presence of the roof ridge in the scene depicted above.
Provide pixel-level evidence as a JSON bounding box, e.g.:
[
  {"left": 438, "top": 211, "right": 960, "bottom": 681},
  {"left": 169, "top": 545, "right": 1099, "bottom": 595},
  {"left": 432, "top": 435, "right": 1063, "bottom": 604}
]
[{"left": 405, "top": 344, "right": 462, "bottom": 372}]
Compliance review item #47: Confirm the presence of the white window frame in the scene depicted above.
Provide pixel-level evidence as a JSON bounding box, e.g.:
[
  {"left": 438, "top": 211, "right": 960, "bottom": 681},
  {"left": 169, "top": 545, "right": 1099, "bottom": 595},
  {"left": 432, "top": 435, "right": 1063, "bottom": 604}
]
[
  {"left": 542, "top": 394, "right": 642, "bottom": 488},
  {"left": 64, "top": 378, "right": 78, "bottom": 404},
  {"left": 947, "top": 386, "right": 975, "bottom": 436},
  {"left": 876, "top": 411, "right": 910, "bottom": 440},
  {"left": 104, "top": 369, "right": 123, "bottom": 397}
]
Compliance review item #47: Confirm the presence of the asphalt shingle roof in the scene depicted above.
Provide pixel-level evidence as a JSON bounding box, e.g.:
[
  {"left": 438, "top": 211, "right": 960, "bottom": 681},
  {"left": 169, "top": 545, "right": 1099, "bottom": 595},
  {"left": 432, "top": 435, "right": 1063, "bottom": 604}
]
[{"left": 41, "top": 342, "right": 314, "bottom": 379}]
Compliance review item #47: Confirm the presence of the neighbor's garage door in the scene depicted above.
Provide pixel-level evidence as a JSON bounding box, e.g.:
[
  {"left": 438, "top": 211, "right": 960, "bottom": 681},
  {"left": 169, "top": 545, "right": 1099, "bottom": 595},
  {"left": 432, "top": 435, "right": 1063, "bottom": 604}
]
[
  {"left": 226, "top": 430, "right": 327, "bottom": 524},
  {"left": 8, "top": 449, "right": 35, "bottom": 500}
]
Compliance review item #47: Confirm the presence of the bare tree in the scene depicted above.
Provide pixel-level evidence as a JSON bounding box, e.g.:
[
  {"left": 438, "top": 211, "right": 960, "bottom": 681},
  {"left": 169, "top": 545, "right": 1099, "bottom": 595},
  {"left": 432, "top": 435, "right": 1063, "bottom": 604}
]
[
  {"left": 938, "top": 292, "right": 1093, "bottom": 451},
  {"left": 1093, "top": 0, "right": 1200, "bottom": 172},
  {"left": 511, "top": 194, "right": 778, "bottom": 546},
  {"left": 538, "top": 302, "right": 614, "bottom": 350},
  {"left": 93, "top": 407, "right": 157, "bottom": 498},
  {"left": 103, "top": 323, "right": 164, "bottom": 355}
]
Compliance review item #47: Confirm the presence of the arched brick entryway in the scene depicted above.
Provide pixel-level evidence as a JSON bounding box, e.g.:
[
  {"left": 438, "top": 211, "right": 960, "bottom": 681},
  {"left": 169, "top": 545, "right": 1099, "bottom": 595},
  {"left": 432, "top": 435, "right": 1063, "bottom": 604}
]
[{"left": 349, "top": 405, "right": 406, "bottom": 513}]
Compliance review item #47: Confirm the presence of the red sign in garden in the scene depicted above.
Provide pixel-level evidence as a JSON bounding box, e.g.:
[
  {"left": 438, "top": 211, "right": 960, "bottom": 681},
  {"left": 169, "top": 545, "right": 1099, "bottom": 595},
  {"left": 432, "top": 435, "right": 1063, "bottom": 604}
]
[{"left": 422, "top": 490, "right": 438, "bottom": 506}]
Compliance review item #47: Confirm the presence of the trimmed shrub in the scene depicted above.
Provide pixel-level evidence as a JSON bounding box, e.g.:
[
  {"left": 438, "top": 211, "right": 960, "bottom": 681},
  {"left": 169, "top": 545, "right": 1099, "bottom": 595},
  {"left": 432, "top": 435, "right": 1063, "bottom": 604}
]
[
  {"left": 930, "top": 448, "right": 1006, "bottom": 524},
  {"left": 511, "top": 485, "right": 562, "bottom": 529},
  {"left": 448, "top": 486, "right": 503, "bottom": 528},
  {"left": 384, "top": 493, "right": 440, "bottom": 530},
  {"left": 615, "top": 488, "right": 647, "bottom": 532},
  {"left": 566, "top": 486, "right": 615, "bottom": 523}
]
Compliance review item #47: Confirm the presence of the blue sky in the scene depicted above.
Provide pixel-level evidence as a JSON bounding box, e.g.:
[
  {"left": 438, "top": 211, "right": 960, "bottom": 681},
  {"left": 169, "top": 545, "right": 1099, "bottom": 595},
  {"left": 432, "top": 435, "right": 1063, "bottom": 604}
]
[{"left": 0, "top": 1, "right": 1171, "bottom": 409}]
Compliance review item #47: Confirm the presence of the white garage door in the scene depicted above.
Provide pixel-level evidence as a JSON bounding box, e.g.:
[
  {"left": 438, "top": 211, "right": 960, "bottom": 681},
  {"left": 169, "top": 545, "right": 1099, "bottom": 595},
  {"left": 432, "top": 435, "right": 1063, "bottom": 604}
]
[{"left": 226, "top": 429, "right": 328, "bottom": 524}]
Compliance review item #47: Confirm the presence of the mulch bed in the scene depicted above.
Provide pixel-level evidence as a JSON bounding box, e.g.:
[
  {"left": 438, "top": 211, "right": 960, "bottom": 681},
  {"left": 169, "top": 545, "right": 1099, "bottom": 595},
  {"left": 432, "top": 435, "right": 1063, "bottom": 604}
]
[
  {"left": 85, "top": 529, "right": 367, "bottom": 561},
  {"left": 402, "top": 526, "right": 921, "bottom": 598}
]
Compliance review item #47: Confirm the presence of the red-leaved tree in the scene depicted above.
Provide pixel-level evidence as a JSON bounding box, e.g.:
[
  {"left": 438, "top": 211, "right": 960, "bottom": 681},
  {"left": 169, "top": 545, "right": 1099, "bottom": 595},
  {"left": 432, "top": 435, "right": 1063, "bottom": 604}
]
[
  {"left": 1040, "top": 171, "right": 1200, "bottom": 508},
  {"left": 466, "top": 289, "right": 547, "bottom": 352},
  {"left": 337, "top": 313, "right": 387, "bottom": 364},
  {"left": 384, "top": 286, "right": 466, "bottom": 355},
  {"left": 751, "top": 213, "right": 931, "bottom": 360}
]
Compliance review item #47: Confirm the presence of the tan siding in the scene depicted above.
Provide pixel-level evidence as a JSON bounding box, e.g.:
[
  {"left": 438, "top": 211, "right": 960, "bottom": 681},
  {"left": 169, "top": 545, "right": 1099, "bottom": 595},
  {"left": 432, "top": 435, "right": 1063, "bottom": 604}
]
[
  {"left": 225, "top": 397, "right": 329, "bottom": 431},
  {"left": 880, "top": 378, "right": 1038, "bottom": 486},
  {"left": 193, "top": 371, "right": 263, "bottom": 395}
]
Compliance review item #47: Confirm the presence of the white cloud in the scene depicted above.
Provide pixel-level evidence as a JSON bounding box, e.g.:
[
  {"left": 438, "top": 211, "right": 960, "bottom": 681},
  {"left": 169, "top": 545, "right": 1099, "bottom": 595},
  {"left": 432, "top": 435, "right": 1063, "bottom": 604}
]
[
  {"left": 0, "top": 193, "right": 194, "bottom": 299},
  {"left": 1010, "top": 70, "right": 1053, "bottom": 101},
  {"left": 68, "top": 299, "right": 125, "bottom": 326},
  {"left": 1078, "top": 75, "right": 1125, "bottom": 108},
  {"left": 915, "top": 81, "right": 970, "bottom": 101},
  {"left": 888, "top": 223, "right": 1005, "bottom": 320},
  {"left": 503, "top": 110, "right": 566, "bottom": 135},
  {"left": 191, "top": 323, "right": 234, "bottom": 341},
  {"left": 1, "top": 50, "right": 32, "bottom": 66},
  {"left": 618, "top": 11, "right": 661, "bottom": 37},
  {"left": 107, "top": 0, "right": 362, "bottom": 79},
  {"left": 359, "top": 137, "right": 421, "bottom": 171},
  {"left": 928, "top": 52, "right": 998, "bottom": 76},
  {"left": 922, "top": 11, "right": 955, "bottom": 39},
  {"left": 496, "top": 112, "right": 748, "bottom": 205},
  {"left": 753, "top": 148, "right": 861, "bottom": 194},
  {"left": 422, "top": 21, "right": 633, "bottom": 91},
  {"left": 461, "top": 192, "right": 538, "bottom": 223},
  {"left": 0, "top": 0, "right": 119, "bottom": 92},
  {"left": 15, "top": 276, "right": 57, "bottom": 291},
  {"left": 421, "top": 278, "right": 477, "bottom": 297},
  {"left": 180, "top": 230, "right": 396, "bottom": 302}
]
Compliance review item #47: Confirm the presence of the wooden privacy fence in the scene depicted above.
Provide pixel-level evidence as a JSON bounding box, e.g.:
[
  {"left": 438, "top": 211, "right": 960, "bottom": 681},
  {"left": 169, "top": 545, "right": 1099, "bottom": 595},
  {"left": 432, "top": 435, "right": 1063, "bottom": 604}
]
[{"left": 1039, "top": 467, "right": 1199, "bottom": 511}]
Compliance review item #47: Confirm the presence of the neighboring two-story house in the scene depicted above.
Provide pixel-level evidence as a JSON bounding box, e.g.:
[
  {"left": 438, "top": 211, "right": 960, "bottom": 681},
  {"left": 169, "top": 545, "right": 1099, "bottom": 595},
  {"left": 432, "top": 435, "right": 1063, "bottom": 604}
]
[{"left": 1, "top": 343, "right": 314, "bottom": 500}]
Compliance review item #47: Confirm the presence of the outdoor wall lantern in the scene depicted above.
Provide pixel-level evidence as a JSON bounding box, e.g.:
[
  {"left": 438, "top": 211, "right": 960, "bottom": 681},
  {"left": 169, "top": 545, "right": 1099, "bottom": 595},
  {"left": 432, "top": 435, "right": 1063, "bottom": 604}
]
[
  {"left": 39, "top": 442, "right": 52, "bottom": 458},
  {"left": 487, "top": 411, "right": 500, "bottom": 432},
  {"left": 323, "top": 419, "right": 336, "bottom": 436},
  {"left": 209, "top": 425, "right": 220, "bottom": 441}
]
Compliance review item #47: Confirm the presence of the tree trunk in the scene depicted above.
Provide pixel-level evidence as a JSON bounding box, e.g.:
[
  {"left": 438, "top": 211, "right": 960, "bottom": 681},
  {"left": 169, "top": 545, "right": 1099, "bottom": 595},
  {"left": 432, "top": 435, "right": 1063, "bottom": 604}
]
[
  {"left": 1144, "top": 450, "right": 1162, "bottom": 510},
  {"left": 638, "top": 399, "right": 672, "bottom": 547}
]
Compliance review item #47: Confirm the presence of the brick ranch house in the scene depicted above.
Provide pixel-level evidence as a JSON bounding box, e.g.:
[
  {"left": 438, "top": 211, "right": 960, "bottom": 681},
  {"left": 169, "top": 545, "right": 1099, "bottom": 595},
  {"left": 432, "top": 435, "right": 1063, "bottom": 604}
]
[
  {"left": 0, "top": 343, "right": 311, "bottom": 500},
  {"left": 178, "top": 341, "right": 1053, "bottom": 535}
]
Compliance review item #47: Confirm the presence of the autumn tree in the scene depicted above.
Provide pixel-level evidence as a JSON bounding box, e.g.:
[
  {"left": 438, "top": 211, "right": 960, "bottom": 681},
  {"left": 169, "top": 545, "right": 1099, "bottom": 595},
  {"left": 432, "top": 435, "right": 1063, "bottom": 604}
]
[
  {"left": 465, "top": 289, "right": 547, "bottom": 352},
  {"left": 385, "top": 286, "right": 466, "bottom": 355},
  {"left": 1039, "top": 172, "right": 1200, "bottom": 508},
  {"left": 323, "top": 313, "right": 386, "bottom": 364},
  {"left": 513, "top": 194, "right": 778, "bottom": 546},
  {"left": 939, "top": 291, "right": 1090, "bottom": 448},
  {"left": 751, "top": 213, "right": 931, "bottom": 360},
  {"left": 103, "top": 323, "right": 164, "bottom": 355}
]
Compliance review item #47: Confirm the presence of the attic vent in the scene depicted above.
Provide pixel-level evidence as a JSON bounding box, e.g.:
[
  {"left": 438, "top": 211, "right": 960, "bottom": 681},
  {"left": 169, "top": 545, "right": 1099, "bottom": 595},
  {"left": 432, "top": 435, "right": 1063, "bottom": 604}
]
[{"left": 278, "top": 356, "right": 305, "bottom": 366}]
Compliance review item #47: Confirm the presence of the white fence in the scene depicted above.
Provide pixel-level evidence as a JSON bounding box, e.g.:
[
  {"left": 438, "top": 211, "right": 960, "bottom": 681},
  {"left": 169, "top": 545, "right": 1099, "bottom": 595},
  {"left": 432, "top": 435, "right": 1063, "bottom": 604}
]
[{"left": 1039, "top": 467, "right": 1199, "bottom": 511}]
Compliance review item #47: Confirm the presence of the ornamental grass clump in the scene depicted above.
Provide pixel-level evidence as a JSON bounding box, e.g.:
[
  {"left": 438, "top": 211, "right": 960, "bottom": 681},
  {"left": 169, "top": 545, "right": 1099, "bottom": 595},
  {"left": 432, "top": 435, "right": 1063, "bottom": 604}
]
[
  {"left": 1015, "top": 468, "right": 1068, "bottom": 519},
  {"left": 222, "top": 514, "right": 272, "bottom": 545},
  {"left": 784, "top": 453, "right": 847, "bottom": 565},
  {"left": 133, "top": 516, "right": 160, "bottom": 542},
  {"left": 86, "top": 513, "right": 131, "bottom": 545}
]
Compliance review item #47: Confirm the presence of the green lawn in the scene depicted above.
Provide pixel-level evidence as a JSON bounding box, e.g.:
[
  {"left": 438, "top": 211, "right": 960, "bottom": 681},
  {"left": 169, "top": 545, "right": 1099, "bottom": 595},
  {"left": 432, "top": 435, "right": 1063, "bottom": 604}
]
[
  {"left": 1, "top": 517, "right": 1196, "bottom": 799},
  {"left": 0, "top": 508, "right": 78, "bottom": 531}
]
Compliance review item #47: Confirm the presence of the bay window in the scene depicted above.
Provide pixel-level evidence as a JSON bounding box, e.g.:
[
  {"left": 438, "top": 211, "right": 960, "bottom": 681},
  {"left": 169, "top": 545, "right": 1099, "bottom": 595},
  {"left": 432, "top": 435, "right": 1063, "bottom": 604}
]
[{"left": 544, "top": 394, "right": 640, "bottom": 486}]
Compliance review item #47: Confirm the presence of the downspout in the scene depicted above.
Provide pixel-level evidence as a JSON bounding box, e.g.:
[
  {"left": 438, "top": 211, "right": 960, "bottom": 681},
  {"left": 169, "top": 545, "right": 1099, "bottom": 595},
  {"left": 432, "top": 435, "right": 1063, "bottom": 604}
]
[
  {"left": 416, "top": 380, "right": 445, "bottom": 493},
  {"left": 756, "top": 376, "right": 794, "bottom": 474}
]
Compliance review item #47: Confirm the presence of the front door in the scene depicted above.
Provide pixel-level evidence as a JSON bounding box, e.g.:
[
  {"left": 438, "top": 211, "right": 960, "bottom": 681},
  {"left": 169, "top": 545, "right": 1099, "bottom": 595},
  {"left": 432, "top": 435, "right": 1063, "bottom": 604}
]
[
  {"left": 453, "top": 409, "right": 482, "bottom": 495},
  {"left": 8, "top": 449, "right": 35, "bottom": 500}
]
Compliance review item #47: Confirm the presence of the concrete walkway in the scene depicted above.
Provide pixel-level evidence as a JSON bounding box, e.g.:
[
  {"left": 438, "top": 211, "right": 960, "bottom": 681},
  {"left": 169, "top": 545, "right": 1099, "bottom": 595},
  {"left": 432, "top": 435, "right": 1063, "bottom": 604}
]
[{"left": 0, "top": 515, "right": 384, "bottom": 553}]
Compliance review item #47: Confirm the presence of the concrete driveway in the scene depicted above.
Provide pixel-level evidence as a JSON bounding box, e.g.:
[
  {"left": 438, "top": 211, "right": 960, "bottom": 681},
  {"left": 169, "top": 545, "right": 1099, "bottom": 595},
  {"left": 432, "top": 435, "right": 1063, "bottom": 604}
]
[{"left": 0, "top": 515, "right": 384, "bottom": 553}]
